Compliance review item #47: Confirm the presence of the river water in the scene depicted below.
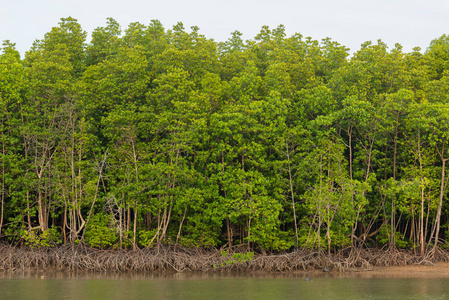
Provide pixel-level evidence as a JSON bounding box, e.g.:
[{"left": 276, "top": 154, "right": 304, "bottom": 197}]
[{"left": 1, "top": 271, "right": 449, "bottom": 299}]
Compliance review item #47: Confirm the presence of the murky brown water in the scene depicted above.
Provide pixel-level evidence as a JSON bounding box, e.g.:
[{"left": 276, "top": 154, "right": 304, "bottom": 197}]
[{"left": 0, "top": 271, "right": 448, "bottom": 299}]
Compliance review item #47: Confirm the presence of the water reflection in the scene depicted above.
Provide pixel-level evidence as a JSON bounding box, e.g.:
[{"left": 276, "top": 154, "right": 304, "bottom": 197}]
[{"left": 1, "top": 270, "right": 449, "bottom": 299}]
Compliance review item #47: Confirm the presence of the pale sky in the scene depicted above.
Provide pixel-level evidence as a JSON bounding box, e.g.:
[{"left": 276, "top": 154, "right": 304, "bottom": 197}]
[{"left": 1, "top": 0, "right": 449, "bottom": 57}]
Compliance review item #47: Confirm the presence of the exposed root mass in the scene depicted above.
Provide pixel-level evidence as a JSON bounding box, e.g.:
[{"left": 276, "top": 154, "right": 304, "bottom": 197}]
[{"left": 1, "top": 244, "right": 448, "bottom": 273}]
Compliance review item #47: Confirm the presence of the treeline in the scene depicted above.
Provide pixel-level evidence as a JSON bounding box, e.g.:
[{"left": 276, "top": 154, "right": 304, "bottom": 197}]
[{"left": 2, "top": 17, "right": 449, "bottom": 255}]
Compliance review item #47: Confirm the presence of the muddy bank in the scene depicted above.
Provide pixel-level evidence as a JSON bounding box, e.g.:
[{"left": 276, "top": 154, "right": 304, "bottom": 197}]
[
  {"left": 354, "top": 262, "right": 449, "bottom": 278},
  {"left": 1, "top": 244, "right": 448, "bottom": 274}
]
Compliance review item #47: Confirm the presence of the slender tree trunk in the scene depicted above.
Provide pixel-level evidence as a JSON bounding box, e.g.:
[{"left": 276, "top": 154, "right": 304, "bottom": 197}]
[
  {"left": 80, "top": 149, "right": 108, "bottom": 243},
  {"left": 417, "top": 131, "right": 425, "bottom": 256},
  {"left": 131, "top": 138, "right": 139, "bottom": 250},
  {"left": 63, "top": 205, "right": 67, "bottom": 244},
  {"left": 26, "top": 192, "right": 31, "bottom": 230},
  {"left": 119, "top": 206, "right": 123, "bottom": 248},
  {"left": 37, "top": 185, "right": 48, "bottom": 231},
  {"left": 133, "top": 206, "right": 138, "bottom": 250},
  {"left": 160, "top": 199, "right": 173, "bottom": 243},
  {"left": 222, "top": 151, "right": 233, "bottom": 248},
  {"left": 421, "top": 184, "right": 425, "bottom": 256},
  {"left": 390, "top": 118, "right": 399, "bottom": 248},
  {"left": 348, "top": 125, "right": 353, "bottom": 181},
  {"left": 433, "top": 157, "right": 447, "bottom": 251},
  {"left": 286, "top": 141, "right": 299, "bottom": 248},
  {"left": 0, "top": 139, "right": 4, "bottom": 237},
  {"left": 226, "top": 216, "right": 232, "bottom": 248},
  {"left": 247, "top": 217, "right": 251, "bottom": 251},
  {"left": 126, "top": 207, "right": 131, "bottom": 233},
  {"left": 176, "top": 204, "right": 187, "bottom": 244}
]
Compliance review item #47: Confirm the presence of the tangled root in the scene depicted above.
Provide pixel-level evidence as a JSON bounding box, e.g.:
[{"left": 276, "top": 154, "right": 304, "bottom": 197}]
[{"left": 0, "top": 244, "right": 447, "bottom": 273}]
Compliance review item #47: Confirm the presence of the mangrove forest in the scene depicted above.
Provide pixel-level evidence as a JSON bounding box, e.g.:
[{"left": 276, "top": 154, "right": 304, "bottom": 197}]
[{"left": 3, "top": 17, "right": 449, "bottom": 269}]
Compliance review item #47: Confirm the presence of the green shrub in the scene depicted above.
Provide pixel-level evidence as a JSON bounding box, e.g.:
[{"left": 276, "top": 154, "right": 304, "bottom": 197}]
[
  {"left": 213, "top": 250, "right": 255, "bottom": 268},
  {"left": 297, "top": 225, "right": 350, "bottom": 250},
  {"left": 137, "top": 229, "right": 157, "bottom": 247},
  {"left": 21, "top": 225, "right": 62, "bottom": 248},
  {"left": 376, "top": 224, "right": 408, "bottom": 248},
  {"left": 85, "top": 213, "right": 118, "bottom": 249}
]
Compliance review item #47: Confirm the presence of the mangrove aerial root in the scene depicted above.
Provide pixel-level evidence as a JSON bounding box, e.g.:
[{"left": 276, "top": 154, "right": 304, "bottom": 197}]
[{"left": 0, "top": 244, "right": 447, "bottom": 273}]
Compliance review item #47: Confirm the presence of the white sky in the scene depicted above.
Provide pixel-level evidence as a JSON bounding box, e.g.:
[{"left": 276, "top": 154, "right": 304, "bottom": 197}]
[{"left": 1, "top": 0, "right": 449, "bottom": 57}]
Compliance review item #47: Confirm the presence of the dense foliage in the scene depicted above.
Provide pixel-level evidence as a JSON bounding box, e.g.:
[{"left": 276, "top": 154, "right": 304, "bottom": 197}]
[{"left": 2, "top": 17, "right": 449, "bottom": 255}]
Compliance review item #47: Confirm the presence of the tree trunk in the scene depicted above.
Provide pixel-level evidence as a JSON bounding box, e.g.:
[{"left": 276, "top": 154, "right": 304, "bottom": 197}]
[
  {"left": 133, "top": 206, "right": 138, "bottom": 250},
  {"left": 286, "top": 141, "right": 299, "bottom": 248},
  {"left": 433, "top": 157, "right": 447, "bottom": 251}
]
